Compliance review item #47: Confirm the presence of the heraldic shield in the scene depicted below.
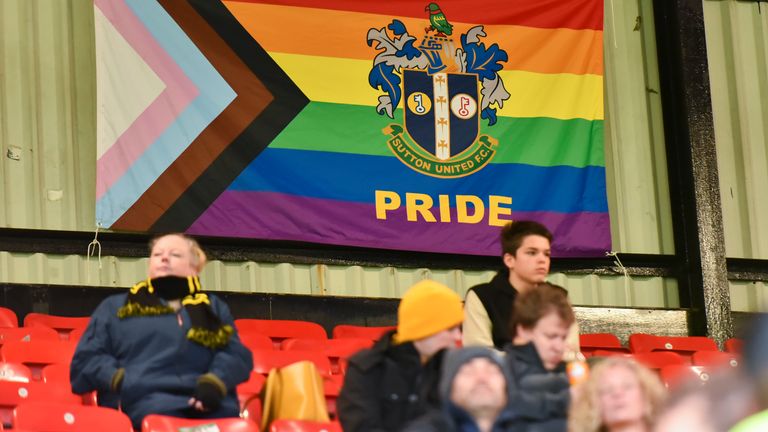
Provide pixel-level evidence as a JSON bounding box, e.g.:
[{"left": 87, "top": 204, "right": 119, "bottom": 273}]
[{"left": 403, "top": 69, "right": 480, "bottom": 161}]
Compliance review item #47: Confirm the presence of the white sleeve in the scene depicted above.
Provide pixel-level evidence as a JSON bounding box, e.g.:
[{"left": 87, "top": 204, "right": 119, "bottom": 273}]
[{"left": 462, "top": 290, "right": 494, "bottom": 348}]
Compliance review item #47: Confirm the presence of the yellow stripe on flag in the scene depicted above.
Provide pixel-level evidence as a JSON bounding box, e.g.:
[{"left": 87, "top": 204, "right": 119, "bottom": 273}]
[{"left": 270, "top": 53, "right": 603, "bottom": 121}]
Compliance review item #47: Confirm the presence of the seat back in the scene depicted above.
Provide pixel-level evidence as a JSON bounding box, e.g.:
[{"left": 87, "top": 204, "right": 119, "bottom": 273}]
[
  {"left": 282, "top": 338, "right": 373, "bottom": 358},
  {"left": 1, "top": 340, "right": 76, "bottom": 380},
  {"left": 0, "top": 308, "right": 18, "bottom": 329},
  {"left": 0, "top": 327, "right": 59, "bottom": 347},
  {"left": 580, "top": 333, "right": 629, "bottom": 357},
  {"left": 691, "top": 350, "right": 739, "bottom": 368},
  {"left": 235, "top": 319, "right": 327, "bottom": 346},
  {"left": 628, "top": 334, "right": 718, "bottom": 357},
  {"left": 659, "top": 365, "right": 714, "bottom": 389},
  {"left": 331, "top": 325, "right": 395, "bottom": 340},
  {"left": 0, "top": 380, "right": 81, "bottom": 427},
  {"left": 14, "top": 401, "right": 132, "bottom": 431},
  {"left": 632, "top": 351, "right": 688, "bottom": 371},
  {"left": 237, "top": 371, "right": 267, "bottom": 407},
  {"left": 240, "top": 333, "right": 275, "bottom": 352},
  {"left": 0, "top": 363, "right": 31, "bottom": 383},
  {"left": 251, "top": 349, "right": 332, "bottom": 377},
  {"left": 269, "top": 419, "right": 343, "bottom": 432},
  {"left": 23, "top": 314, "right": 90, "bottom": 341},
  {"left": 142, "top": 414, "right": 260, "bottom": 431}
]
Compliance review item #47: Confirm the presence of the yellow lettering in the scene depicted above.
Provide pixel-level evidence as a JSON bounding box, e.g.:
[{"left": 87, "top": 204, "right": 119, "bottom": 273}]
[
  {"left": 375, "top": 190, "right": 401, "bottom": 220},
  {"left": 456, "top": 195, "right": 484, "bottom": 224},
  {"left": 438, "top": 195, "right": 451, "bottom": 222},
  {"left": 488, "top": 195, "right": 513, "bottom": 226},
  {"left": 406, "top": 193, "right": 436, "bottom": 222}
]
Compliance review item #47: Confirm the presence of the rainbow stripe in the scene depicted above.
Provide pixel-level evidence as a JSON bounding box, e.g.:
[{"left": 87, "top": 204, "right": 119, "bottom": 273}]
[{"left": 186, "top": 0, "right": 609, "bottom": 256}]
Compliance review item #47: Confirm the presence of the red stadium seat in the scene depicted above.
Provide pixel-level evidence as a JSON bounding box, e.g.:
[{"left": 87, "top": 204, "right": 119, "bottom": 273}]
[
  {"left": 270, "top": 419, "right": 343, "bottom": 432},
  {"left": 591, "top": 351, "right": 687, "bottom": 371},
  {"left": 0, "top": 326, "right": 59, "bottom": 347},
  {"left": 281, "top": 338, "right": 372, "bottom": 373},
  {"left": 235, "top": 319, "right": 327, "bottom": 348},
  {"left": 579, "top": 333, "right": 629, "bottom": 357},
  {"left": 240, "top": 333, "right": 275, "bottom": 352},
  {"left": 23, "top": 314, "right": 90, "bottom": 341},
  {"left": 237, "top": 372, "right": 267, "bottom": 409},
  {"left": 41, "top": 364, "right": 97, "bottom": 405},
  {"left": 0, "top": 309, "right": 18, "bottom": 329},
  {"left": 1, "top": 340, "right": 76, "bottom": 380},
  {"left": 628, "top": 334, "right": 718, "bottom": 357},
  {"left": 725, "top": 338, "right": 743, "bottom": 354},
  {"left": 68, "top": 327, "right": 85, "bottom": 342},
  {"left": 331, "top": 325, "right": 395, "bottom": 340},
  {"left": 0, "top": 363, "right": 31, "bottom": 383},
  {"left": 142, "top": 414, "right": 259, "bottom": 432},
  {"left": 0, "top": 380, "right": 81, "bottom": 427},
  {"left": 14, "top": 401, "right": 132, "bottom": 431},
  {"left": 659, "top": 365, "right": 715, "bottom": 388},
  {"left": 241, "top": 395, "right": 262, "bottom": 426},
  {"left": 691, "top": 350, "right": 739, "bottom": 368},
  {"left": 251, "top": 350, "right": 332, "bottom": 377}
]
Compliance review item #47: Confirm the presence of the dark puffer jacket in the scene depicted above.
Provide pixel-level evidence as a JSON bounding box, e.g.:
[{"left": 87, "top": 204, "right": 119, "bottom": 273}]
[
  {"left": 505, "top": 342, "right": 570, "bottom": 432},
  {"left": 70, "top": 293, "right": 253, "bottom": 428},
  {"left": 337, "top": 330, "right": 443, "bottom": 432}
]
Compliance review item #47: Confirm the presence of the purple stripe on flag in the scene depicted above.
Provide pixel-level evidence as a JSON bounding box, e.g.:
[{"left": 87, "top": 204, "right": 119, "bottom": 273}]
[{"left": 187, "top": 191, "right": 611, "bottom": 257}]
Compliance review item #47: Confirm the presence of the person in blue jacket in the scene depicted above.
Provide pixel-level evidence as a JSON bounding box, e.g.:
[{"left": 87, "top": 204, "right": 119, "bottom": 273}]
[{"left": 70, "top": 233, "right": 253, "bottom": 428}]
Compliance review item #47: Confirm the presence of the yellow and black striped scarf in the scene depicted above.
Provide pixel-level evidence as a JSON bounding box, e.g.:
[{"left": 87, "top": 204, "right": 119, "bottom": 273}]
[{"left": 117, "top": 275, "right": 233, "bottom": 349}]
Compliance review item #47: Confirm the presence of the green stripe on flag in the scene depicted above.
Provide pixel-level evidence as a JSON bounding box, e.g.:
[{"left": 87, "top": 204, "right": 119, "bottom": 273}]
[{"left": 269, "top": 102, "right": 605, "bottom": 168}]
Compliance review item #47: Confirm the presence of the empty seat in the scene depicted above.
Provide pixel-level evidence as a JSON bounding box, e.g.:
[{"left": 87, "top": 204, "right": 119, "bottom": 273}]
[
  {"left": 628, "top": 334, "right": 718, "bottom": 357},
  {"left": 251, "top": 350, "right": 332, "bottom": 377},
  {"left": 632, "top": 351, "right": 688, "bottom": 370},
  {"left": 14, "top": 401, "right": 132, "bottom": 431},
  {"left": 235, "top": 319, "right": 327, "bottom": 346},
  {"left": 0, "top": 327, "right": 59, "bottom": 347},
  {"left": 23, "top": 314, "right": 90, "bottom": 341},
  {"left": 0, "top": 308, "right": 18, "bottom": 328},
  {"left": 282, "top": 338, "right": 372, "bottom": 374},
  {"left": 270, "top": 419, "right": 343, "bottom": 432},
  {"left": 331, "top": 325, "right": 395, "bottom": 340},
  {"left": 0, "top": 380, "right": 81, "bottom": 427},
  {"left": 579, "top": 333, "right": 629, "bottom": 357},
  {"left": 691, "top": 350, "right": 739, "bottom": 368},
  {"left": 0, "top": 362, "right": 31, "bottom": 383},
  {"left": 142, "top": 414, "right": 259, "bottom": 431},
  {"left": 659, "top": 365, "right": 714, "bottom": 389},
  {"left": 1, "top": 340, "right": 76, "bottom": 380},
  {"left": 237, "top": 371, "right": 267, "bottom": 410},
  {"left": 240, "top": 333, "right": 275, "bottom": 352},
  {"left": 42, "top": 364, "right": 98, "bottom": 406}
]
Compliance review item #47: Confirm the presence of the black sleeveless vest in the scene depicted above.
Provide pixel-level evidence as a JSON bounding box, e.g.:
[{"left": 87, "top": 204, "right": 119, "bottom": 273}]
[{"left": 468, "top": 268, "right": 518, "bottom": 350}]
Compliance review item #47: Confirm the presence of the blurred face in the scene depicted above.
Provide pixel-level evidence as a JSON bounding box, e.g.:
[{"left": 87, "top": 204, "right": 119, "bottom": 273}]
[
  {"left": 516, "top": 311, "right": 568, "bottom": 370},
  {"left": 504, "top": 235, "right": 551, "bottom": 290},
  {"left": 148, "top": 235, "right": 198, "bottom": 278},
  {"left": 598, "top": 365, "right": 647, "bottom": 430},
  {"left": 451, "top": 357, "right": 507, "bottom": 415},
  {"left": 413, "top": 326, "right": 462, "bottom": 360}
]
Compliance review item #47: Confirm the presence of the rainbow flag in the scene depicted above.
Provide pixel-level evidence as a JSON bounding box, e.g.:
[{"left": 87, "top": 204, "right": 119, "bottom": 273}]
[{"left": 95, "top": 0, "right": 609, "bottom": 257}]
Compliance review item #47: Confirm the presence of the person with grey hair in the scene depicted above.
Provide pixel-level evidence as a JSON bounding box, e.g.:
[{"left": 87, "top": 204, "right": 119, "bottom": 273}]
[{"left": 402, "top": 347, "right": 521, "bottom": 432}]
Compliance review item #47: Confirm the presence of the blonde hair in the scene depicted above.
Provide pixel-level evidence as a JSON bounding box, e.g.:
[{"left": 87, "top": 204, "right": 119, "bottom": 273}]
[
  {"left": 149, "top": 233, "right": 208, "bottom": 272},
  {"left": 568, "top": 357, "right": 666, "bottom": 432}
]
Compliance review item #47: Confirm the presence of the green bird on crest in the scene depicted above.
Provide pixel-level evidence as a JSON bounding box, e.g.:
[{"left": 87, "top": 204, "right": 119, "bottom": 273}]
[{"left": 425, "top": 3, "right": 453, "bottom": 36}]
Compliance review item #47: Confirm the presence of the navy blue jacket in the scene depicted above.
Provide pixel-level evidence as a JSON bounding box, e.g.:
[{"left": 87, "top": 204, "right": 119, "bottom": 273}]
[{"left": 70, "top": 293, "right": 253, "bottom": 427}]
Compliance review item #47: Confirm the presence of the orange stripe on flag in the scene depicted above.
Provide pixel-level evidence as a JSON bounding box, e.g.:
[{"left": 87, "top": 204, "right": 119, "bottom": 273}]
[{"left": 223, "top": 1, "right": 603, "bottom": 76}]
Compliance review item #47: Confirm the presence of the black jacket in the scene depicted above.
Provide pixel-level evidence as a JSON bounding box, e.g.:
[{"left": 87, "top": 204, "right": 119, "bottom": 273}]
[
  {"left": 505, "top": 343, "right": 570, "bottom": 432},
  {"left": 468, "top": 268, "right": 518, "bottom": 349},
  {"left": 337, "top": 330, "right": 443, "bottom": 432}
]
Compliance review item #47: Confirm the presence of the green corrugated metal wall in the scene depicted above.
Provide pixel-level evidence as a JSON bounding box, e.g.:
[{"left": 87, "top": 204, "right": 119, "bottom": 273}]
[{"left": 0, "top": 0, "right": 764, "bottom": 311}]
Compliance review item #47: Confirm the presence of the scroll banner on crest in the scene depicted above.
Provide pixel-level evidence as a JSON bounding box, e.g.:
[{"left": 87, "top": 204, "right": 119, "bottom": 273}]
[{"left": 94, "top": 0, "right": 610, "bottom": 257}]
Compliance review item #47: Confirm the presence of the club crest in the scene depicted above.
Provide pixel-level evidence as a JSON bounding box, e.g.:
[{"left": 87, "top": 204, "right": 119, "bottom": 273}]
[{"left": 367, "top": 3, "right": 510, "bottom": 178}]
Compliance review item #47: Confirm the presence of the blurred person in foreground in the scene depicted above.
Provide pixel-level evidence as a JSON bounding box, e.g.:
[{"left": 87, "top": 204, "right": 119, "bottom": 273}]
[
  {"left": 337, "top": 279, "right": 464, "bottom": 432},
  {"left": 403, "top": 347, "right": 520, "bottom": 432},
  {"left": 70, "top": 234, "right": 253, "bottom": 429},
  {"left": 506, "top": 283, "right": 574, "bottom": 432},
  {"left": 568, "top": 356, "right": 665, "bottom": 432}
]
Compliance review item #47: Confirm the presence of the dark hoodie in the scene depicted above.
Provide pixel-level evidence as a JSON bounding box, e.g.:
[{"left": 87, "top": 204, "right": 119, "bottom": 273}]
[{"left": 402, "top": 347, "right": 523, "bottom": 432}]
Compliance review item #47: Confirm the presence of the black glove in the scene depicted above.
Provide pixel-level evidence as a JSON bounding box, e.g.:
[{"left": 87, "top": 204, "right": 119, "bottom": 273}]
[{"left": 193, "top": 374, "right": 226, "bottom": 411}]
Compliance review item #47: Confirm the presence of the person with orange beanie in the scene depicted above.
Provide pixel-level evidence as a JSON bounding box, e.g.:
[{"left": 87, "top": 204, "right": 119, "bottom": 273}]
[{"left": 337, "top": 279, "right": 464, "bottom": 432}]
